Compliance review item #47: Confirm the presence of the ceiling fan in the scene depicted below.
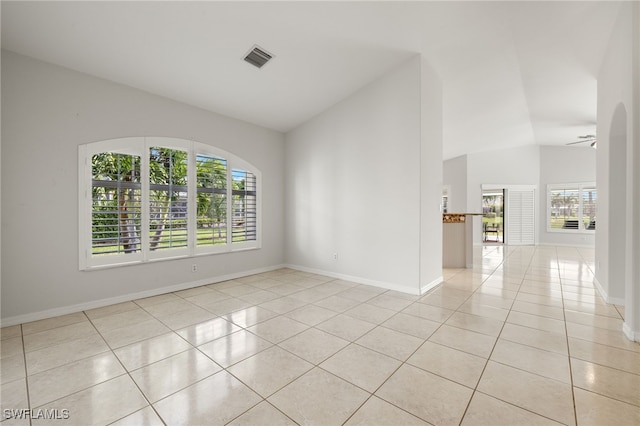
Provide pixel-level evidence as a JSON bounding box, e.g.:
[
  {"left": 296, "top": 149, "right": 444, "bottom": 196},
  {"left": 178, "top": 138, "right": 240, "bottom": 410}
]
[{"left": 566, "top": 134, "right": 597, "bottom": 148}]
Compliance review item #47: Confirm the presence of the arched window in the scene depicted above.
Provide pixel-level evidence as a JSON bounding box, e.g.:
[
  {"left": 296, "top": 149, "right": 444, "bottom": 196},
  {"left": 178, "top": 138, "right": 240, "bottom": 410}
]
[{"left": 79, "top": 137, "right": 261, "bottom": 269}]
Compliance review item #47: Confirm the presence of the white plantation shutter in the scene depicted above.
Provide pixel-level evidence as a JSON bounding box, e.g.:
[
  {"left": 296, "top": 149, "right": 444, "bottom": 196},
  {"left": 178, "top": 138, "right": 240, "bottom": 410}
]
[
  {"left": 148, "top": 147, "right": 189, "bottom": 252},
  {"left": 231, "top": 169, "right": 257, "bottom": 243},
  {"left": 80, "top": 137, "right": 261, "bottom": 270},
  {"left": 196, "top": 154, "right": 228, "bottom": 247},
  {"left": 91, "top": 152, "right": 142, "bottom": 256},
  {"left": 507, "top": 189, "right": 535, "bottom": 245}
]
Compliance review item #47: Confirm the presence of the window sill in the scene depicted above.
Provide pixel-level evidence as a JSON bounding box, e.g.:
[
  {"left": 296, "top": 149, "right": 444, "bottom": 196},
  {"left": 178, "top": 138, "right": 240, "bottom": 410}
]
[
  {"left": 81, "top": 245, "right": 260, "bottom": 271},
  {"left": 546, "top": 228, "right": 595, "bottom": 234}
]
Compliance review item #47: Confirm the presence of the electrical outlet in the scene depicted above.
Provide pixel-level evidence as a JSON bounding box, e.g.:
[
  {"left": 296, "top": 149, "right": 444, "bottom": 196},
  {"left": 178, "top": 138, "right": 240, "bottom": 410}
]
[
  {"left": 191, "top": 264, "right": 197, "bottom": 273},
  {"left": 333, "top": 253, "right": 338, "bottom": 261}
]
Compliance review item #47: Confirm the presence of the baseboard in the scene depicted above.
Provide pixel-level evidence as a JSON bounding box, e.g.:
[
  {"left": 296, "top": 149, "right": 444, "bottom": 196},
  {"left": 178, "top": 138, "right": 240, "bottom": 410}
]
[
  {"left": 592, "top": 275, "right": 625, "bottom": 305},
  {"left": 592, "top": 275, "right": 606, "bottom": 300},
  {"left": 285, "top": 264, "right": 422, "bottom": 295},
  {"left": 607, "top": 296, "right": 626, "bottom": 305},
  {"left": 420, "top": 276, "right": 443, "bottom": 295},
  {"left": 622, "top": 322, "right": 640, "bottom": 342},
  {"left": 0, "top": 264, "right": 286, "bottom": 327}
]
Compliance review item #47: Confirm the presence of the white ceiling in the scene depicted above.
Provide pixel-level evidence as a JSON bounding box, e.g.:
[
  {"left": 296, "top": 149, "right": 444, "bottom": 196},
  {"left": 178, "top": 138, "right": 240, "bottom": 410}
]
[{"left": 1, "top": 1, "right": 622, "bottom": 159}]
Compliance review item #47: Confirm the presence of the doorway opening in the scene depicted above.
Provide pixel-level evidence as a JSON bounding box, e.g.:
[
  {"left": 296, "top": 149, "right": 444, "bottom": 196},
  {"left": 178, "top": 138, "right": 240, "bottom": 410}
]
[{"left": 483, "top": 190, "right": 504, "bottom": 244}]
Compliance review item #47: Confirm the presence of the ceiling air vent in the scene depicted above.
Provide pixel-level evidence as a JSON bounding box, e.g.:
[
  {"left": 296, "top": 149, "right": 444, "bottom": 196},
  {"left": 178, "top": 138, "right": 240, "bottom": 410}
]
[{"left": 244, "top": 45, "right": 273, "bottom": 69}]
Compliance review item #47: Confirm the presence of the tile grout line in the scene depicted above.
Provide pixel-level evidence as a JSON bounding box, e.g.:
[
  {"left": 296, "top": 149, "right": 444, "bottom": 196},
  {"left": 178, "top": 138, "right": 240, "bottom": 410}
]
[
  {"left": 220, "top": 274, "right": 369, "bottom": 425},
  {"left": 83, "top": 309, "right": 171, "bottom": 426},
  {"left": 221, "top": 273, "right": 449, "bottom": 424},
  {"left": 456, "top": 245, "right": 525, "bottom": 425},
  {"left": 343, "top": 247, "right": 507, "bottom": 425},
  {"left": 459, "top": 246, "right": 579, "bottom": 425},
  {"left": 19, "top": 323, "right": 33, "bottom": 426},
  {"left": 193, "top": 274, "right": 346, "bottom": 425},
  {"left": 20, "top": 308, "right": 165, "bottom": 425},
  {"left": 217, "top": 281, "right": 403, "bottom": 423},
  {"left": 6, "top": 252, "right": 638, "bottom": 424},
  {"left": 523, "top": 247, "right": 638, "bottom": 412},
  {"left": 560, "top": 248, "right": 640, "bottom": 412},
  {"left": 18, "top": 272, "right": 377, "bottom": 424},
  {"left": 174, "top": 274, "right": 313, "bottom": 424},
  {"left": 560, "top": 245, "right": 580, "bottom": 426}
]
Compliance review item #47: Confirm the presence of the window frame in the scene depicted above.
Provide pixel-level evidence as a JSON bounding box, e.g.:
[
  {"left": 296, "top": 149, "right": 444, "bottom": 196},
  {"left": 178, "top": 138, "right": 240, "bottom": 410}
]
[
  {"left": 546, "top": 182, "right": 596, "bottom": 234},
  {"left": 79, "top": 137, "right": 261, "bottom": 270},
  {"left": 442, "top": 185, "right": 450, "bottom": 213}
]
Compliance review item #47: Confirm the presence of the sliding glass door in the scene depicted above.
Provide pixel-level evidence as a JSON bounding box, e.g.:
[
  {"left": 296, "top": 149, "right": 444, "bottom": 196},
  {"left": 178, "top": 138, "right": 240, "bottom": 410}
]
[{"left": 482, "top": 190, "right": 504, "bottom": 244}]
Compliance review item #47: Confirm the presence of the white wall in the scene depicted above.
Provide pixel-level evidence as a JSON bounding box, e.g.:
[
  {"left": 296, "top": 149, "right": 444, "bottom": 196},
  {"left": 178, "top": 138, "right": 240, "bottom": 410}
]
[
  {"left": 595, "top": 2, "right": 634, "bottom": 305},
  {"left": 1, "top": 51, "right": 285, "bottom": 324},
  {"left": 630, "top": 0, "right": 640, "bottom": 341},
  {"left": 538, "top": 146, "right": 596, "bottom": 246},
  {"left": 444, "top": 145, "right": 599, "bottom": 247},
  {"left": 419, "top": 57, "right": 444, "bottom": 292},
  {"left": 466, "top": 145, "right": 540, "bottom": 245},
  {"left": 443, "top": 155, "right": 467, "bottom": 213},
  {"left": 595, "top": 1, "right": 640, "bottom": 342},
  {"left": 284, "top": 56, "right": 425, "bottom": 293}
]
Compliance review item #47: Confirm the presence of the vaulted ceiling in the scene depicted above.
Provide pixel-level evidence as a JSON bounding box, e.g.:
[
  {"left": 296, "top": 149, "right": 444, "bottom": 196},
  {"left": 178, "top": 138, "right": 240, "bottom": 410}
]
[{"left": 1, "top": 1, "right": 622, "bottom": 159}]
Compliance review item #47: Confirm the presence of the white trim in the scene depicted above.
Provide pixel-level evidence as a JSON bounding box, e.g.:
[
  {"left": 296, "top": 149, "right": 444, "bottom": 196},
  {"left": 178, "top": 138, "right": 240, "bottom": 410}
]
[
  {"left": 622, "top": 322, "right": 640, "bottom": 342},
  {"left": 605, "top": 297, "right": 624, "bottom": 306},
  {"left": 78, "top": 143, "right": 89, "bottom": 271},
  {"left": 593, "top": 275, "right": 625, "bottom": 305},
  {"left": 442, "top": 185, "right": 451, "bottom": 213},
  {"left": 285, "top": 264, "right": 423, "bottom": 295},
  {"left": 546, "top": 182, "right": 596, "bottom": 234},
  {"left": 482, "top": 184, "right": 537, "bottom": 191},
  {"left": 546, "top": 229, "right": 595, "bottom": 234},
  {"left": 0, "top": 265, "right": 285, "bottom": 328},
  {"left": 78, "top": 246, "right": 260, "bottom": 272},
  {"left": 607, "top": 296, "right": 626, "bottom": 305},
  {"left": 420, "top": 276, "right": 443, "bottom": 295},
  {"left": 538, "top": 242, "right": 595, "bottom": 249},
  {"left": 547, "top": 181, "right": 596, "bottom": 188}
]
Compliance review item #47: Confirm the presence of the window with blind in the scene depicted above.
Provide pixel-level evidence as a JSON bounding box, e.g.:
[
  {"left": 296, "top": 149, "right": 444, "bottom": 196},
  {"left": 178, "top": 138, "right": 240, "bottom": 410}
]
[
  {"left": 79, "top": 137, "right": 261, "bottom": 269},
  {"left": 91, "top": 152, "right": 142, "bottom": 256},
  {"left": 149, "top": 147, "right": 189, "bottom": 252},
  {"left": 547, "top": 183, "right": 596, "bottom": 232},
  {"left": 232, "top": 169, "right": 257, "bottom": 243},
  {"left": 196, "top": 154, "right": 228, "bottom": 247}
]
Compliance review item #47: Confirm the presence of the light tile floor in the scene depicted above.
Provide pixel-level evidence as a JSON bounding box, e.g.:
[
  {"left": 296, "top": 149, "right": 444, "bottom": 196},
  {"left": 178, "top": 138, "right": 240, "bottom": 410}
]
[{"left": 1, "top": 246, "right": 639, "bottom": 425}]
